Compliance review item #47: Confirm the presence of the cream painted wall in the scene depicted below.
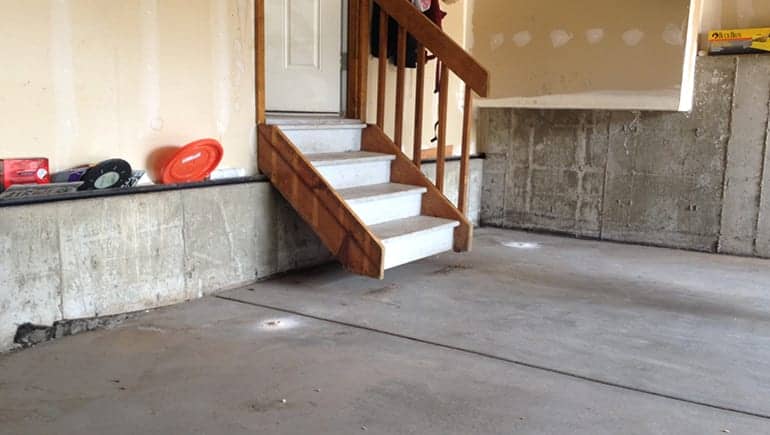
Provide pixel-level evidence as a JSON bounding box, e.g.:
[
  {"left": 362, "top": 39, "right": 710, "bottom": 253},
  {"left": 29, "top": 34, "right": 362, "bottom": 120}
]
[
  {"left": 0, "top": 0, "right": 256, "bottom": 175},
  {"left": 466, "top": 0, "right": 697, "bottom": 111},
  {"left": 701, "top": 0, "right": 770, "bottom": 45}
]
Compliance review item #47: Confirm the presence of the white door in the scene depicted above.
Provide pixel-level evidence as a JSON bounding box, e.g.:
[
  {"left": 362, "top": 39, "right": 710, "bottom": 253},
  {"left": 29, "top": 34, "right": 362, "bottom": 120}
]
[{"left": 266, "top": 0, "right": 343, "bottom": 113}]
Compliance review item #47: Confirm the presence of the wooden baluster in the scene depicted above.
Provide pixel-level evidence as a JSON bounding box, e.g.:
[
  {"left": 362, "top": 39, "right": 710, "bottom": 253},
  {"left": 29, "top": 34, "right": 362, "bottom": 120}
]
[
  {"left": 376, "top": 9, "right": 388, "bottom": 129},
  {"left": 458, "top": 84, "right": 472, "bottom": 216},
  {"left": 255, "top": 0, "right": 266, "bottom": 124},
  {"left": 394, "top": 25, "right": 407, "bottom": 150},
  {"left": 436, "top": 63, "right": 449, "bottom": 193},
  {"left": 413, "top": 44, "right": 425, "bottom": 168},
  {"left": 346, "top": 0, "right": 369, "bottom": 121}
]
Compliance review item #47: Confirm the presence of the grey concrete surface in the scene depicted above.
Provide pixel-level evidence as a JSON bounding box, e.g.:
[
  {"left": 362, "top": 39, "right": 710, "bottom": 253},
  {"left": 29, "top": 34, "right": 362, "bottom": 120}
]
[
  {"left": 0, "top": 204, "right": 62, "bottom": 353},
  {"left": 0, "top": 160, "right": 484, "bottom": 353},
  {"left": 479, "top": 55, "right": 770, "bottom": 258},
  {"left": 222, "top": 227, "right": 770, "bottom": 419},
  {"left": 0, "top": 182, "right": 330, "bottom": 353},
  {"left": 1, "top": 227, "right": 769, "bottom": 434},
  {"left": 720, "top": 56, "right": 770, "bottom": 255}
]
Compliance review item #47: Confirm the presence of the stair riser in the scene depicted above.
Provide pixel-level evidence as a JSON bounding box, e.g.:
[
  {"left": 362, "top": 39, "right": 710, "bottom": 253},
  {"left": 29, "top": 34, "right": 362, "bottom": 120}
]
[
  {"left": 283, "top": 128, "right": 362, "bottom": 154},
  {"left": 348, "top": 193, "right": 424, "bottom": 226},
  {"left": 382, "top": 227, "right": 456, "bottom": 270},
  {"left": 315, "top": 161, "right": 392, "bottom": 189}
]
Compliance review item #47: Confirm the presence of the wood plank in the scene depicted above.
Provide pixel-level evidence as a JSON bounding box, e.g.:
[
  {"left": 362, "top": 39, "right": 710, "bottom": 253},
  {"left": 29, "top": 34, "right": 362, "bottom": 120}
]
[
  {"left": 376, "top": 9, "right": 388, "bottom": 129},
  {"left": 374, "top": 0, "right": 488, "bottom": 97},
  {"left": 458, "top": 84, "right": 472, "bottom": 216},
  {"left": 413, "top": 44, "right": 425, "bottom": 168},
  {"left": 346, "top": 0, "right": 369, "bottom": 121},
  {"left": 255, "top": 0, "right": 265, "bottom": 124},
  {"left": 361, "top": 125, "right": 472, "bottom": 252},
  {"left": 257, "top": 124, "right": 385, "bottom": 278},
  {"left": 436, "top": 63, "right": 449, "bottom": 193},
  {"left": 394, "top": 25, "right": 407, "bottom": 150}
]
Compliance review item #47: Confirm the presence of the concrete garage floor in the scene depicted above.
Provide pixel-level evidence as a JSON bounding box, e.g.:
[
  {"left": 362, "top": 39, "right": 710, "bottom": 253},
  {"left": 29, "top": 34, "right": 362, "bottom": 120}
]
[{"left": 2, "top": 228, "right": 770, "bottom": 434}]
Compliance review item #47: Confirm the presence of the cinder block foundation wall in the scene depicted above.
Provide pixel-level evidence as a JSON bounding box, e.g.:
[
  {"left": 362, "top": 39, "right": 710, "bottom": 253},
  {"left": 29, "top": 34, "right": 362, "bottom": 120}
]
[
  {"left": 479, "top": 55, "right": 770, "bottom": 258},
  {"left": 0, "top": 160, "right": 482, "bottom": 353}
]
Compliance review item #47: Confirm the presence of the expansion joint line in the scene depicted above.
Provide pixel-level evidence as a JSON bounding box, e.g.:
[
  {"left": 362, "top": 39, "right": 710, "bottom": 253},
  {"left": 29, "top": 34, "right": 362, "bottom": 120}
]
[{"left": 216, "top": 295, "right": 770, "bottom": 422}]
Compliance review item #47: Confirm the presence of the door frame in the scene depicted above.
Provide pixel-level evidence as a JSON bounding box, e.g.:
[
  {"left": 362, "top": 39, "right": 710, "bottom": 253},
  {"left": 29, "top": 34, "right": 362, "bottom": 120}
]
[{"left": 255, "top": 0, "right": 368, "bottom": 124}]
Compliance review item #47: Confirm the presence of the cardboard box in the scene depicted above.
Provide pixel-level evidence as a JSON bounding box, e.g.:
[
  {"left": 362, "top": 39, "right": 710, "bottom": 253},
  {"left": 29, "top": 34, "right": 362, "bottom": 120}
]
[{"left": 709, "top": 27, "right": 770, "bottom": 55}]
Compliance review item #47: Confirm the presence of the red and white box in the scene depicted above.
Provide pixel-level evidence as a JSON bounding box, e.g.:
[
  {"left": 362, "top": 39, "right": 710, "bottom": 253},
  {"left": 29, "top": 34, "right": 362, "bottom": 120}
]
[{"left": 0, "top": 158, "right": 50, "bottom": 190}]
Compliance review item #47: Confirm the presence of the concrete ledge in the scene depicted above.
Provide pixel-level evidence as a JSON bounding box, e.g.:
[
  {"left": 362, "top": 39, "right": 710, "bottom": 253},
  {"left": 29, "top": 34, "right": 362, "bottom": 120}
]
[
  {"left": 0, "top": 182, "right": 331, "bottom": 352},
  {"left": 0, "top": 159, "right": 483, "bottom": 352}
]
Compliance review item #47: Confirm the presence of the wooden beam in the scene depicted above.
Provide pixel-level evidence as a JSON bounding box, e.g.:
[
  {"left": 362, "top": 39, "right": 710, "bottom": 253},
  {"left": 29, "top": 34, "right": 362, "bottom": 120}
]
[
  {"left": 376, "top": 9, "right": 388, "bottom": 129},
  {"left": 413, "top": 45, "right": 425, "bottom": 168},
  {"left": 394, "top": 25, "right": 407, "bottom": 150},
  {"left": 458, "top": 84, "right": 472, "bottom": 216},
  {"left": 258, "top": 124, "right": 385, "bottom": 278},
  {"left": 346, "top": 0, "right": 369, "bottom": 121},
  {"left": 436, "top": 63, "right": 449, "bottom": 193},
  {"left": 255, "top": 0, "right": 265, "bottom": 124}
]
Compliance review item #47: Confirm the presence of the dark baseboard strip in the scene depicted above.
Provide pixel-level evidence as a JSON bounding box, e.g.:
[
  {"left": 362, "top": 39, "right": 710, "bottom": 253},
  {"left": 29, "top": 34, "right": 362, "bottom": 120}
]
[
  {"left": 0, "top": 175, "right": 269, "bottom": 208},
  {"left": 420, "top": 153, "right": 485, "bottom": 165}
]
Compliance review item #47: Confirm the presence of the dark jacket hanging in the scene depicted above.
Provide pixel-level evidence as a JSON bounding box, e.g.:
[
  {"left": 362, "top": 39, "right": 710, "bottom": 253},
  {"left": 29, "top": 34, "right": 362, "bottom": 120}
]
[
  {"left": 370, "top": 2, "right": 448, "bottom": 69},
  {"left": 370, "top": 4, "right": 420, "bottom": 68}
]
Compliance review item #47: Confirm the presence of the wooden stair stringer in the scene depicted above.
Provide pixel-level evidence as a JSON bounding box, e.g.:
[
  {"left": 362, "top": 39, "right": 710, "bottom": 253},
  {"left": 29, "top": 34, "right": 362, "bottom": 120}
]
[
  {"left": 361, "top": 125, "right": 473, "bottom": 252},
  {"left": 257, "top": 124, "right": 385, "bottom": 279}
]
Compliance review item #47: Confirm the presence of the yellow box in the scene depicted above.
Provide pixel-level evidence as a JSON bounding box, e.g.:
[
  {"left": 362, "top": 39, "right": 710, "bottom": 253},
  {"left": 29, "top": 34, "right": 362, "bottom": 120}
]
[{"left": 709, "top": 28, "right": 770, "bottom": 55}]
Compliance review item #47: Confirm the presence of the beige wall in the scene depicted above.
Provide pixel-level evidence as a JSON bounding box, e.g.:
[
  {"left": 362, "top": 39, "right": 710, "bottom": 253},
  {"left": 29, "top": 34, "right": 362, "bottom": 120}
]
[
  {"left": 702, "top": 0, "right": 770, "bottom": 43},
  {"left": 467, "top": 0, "right": 696, "bottom": 110},
  {"left": 0, "top": 0, "right": 256, "bottom": 175}
]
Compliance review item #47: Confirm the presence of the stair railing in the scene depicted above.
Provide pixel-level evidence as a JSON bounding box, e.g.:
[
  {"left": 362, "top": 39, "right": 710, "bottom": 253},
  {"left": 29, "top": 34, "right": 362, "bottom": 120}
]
[{"left": 369, "top": 0, "right": 489, "bottom": 216}]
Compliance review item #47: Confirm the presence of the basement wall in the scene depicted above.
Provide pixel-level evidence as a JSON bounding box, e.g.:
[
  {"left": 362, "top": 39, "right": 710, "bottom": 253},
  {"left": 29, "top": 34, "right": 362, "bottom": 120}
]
[
  {"left": 702, "top": 0, "right": 770, "bottom": 37},
  {"left": 0, "top": 0, "right": 256, "bottom": 174},
  {"left": 0, "top": 160, "right": 483, "bottom": 353},
  {"left": 479, "top": 55, "right": 770, "bottom": 258}
]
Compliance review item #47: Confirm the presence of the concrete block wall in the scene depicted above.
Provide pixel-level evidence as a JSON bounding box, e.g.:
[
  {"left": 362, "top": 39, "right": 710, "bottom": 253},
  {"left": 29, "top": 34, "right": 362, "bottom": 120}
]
[
  {"left": 0, "top": 160, "right": 482, "bottom": 352},
  {"left": 479, "top": 55, "right": 770, "bottom": 258}
]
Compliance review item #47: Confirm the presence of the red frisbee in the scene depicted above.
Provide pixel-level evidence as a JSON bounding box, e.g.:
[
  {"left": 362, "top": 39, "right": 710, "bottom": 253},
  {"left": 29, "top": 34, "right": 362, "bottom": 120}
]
[{"left": 159, "top": 139, "right": 223, "bottom": 184}]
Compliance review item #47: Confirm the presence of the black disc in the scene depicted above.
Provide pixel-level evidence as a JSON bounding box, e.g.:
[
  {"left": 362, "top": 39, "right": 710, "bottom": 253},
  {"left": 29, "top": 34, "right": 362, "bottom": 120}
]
[{"left": 77, "top": 159, "right": 133, "bottom": 191}]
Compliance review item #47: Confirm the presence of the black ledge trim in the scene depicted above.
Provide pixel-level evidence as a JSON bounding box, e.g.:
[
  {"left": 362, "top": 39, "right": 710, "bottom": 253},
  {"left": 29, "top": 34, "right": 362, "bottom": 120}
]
[
  {"left": 420, "top": 153, "right": 486, "bottom": 165},
  {"left": 0, "top": 175, "right": 269, "bottom": 208}
]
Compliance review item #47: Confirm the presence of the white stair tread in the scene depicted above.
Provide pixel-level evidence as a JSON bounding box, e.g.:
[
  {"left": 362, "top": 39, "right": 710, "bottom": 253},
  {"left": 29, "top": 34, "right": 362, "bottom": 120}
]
[
  {"left": 338, "top": 183, "right": 426, "bottom": 203},
  {"left": 308, "top": 151, "right": 395, "bottom": 167},
  {"left": 370, "top": 216, "right": 459, "bottom": 241},
  {"left": 267, "top": 116, "right": 364, "bottom": 130}
]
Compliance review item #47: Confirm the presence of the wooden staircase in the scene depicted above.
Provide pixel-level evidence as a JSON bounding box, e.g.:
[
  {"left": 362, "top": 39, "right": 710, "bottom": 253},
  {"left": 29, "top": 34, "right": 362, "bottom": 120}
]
[{"left": 256, "top": 0, "right": 488, "bottom": 279}]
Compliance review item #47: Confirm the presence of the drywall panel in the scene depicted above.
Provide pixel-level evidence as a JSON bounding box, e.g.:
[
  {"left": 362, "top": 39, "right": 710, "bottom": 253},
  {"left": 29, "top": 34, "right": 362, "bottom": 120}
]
[
  {"left": 701, "top": 0, "right": 770, "bottom": 50},
  {"left": 0, "top": 0, "right": 256, "bottom": 174},
  {"left": 468, "top": 0, "right": 695, "bottom": 110},
  {"left": 702, "top": 0, "right": 770, "bottom": 34}
]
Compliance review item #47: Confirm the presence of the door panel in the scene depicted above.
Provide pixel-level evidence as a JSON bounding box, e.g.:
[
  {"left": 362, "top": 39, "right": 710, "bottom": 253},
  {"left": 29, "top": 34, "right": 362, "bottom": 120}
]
[{"left": 266, "top": 0, "right": 342, "bottom": 113}]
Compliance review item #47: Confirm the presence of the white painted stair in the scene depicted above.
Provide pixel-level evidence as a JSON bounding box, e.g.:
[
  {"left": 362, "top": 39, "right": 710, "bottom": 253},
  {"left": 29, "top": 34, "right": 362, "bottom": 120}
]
[{"left": 268, "top": 116, "right": 461, "bottom": 271}]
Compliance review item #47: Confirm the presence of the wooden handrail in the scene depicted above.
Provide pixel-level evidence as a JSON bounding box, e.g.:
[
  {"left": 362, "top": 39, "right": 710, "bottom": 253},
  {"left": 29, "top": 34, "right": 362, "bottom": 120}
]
[{"left": 374, "top": 0, "right": 488, "bottom": 97}]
